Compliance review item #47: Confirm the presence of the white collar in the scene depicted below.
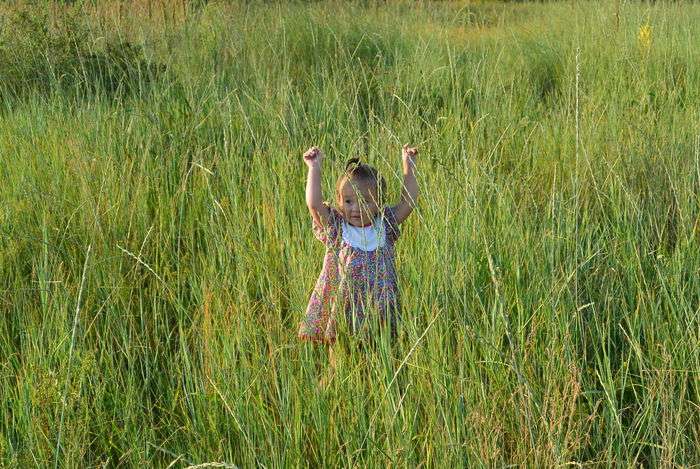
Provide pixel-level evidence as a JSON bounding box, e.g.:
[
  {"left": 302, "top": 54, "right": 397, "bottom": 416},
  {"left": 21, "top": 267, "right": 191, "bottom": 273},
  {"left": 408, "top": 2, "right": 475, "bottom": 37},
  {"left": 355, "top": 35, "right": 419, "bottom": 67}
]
[{"left": 341, "top": 216, "right": 386, "bottom": 251}]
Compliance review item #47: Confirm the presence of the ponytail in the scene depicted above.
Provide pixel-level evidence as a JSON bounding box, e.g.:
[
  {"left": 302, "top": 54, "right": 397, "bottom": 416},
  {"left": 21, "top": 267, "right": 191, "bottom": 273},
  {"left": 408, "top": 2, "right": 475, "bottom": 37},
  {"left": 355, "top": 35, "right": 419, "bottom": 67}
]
[{"left": 345, "top": 157, "right": 362, "bottom": 172}]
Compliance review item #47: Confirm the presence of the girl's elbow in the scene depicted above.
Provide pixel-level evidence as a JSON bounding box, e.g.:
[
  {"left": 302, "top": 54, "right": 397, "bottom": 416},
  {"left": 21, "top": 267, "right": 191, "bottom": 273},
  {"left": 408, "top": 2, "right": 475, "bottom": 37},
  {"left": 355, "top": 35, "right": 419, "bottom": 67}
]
[{"left": 307, "top": 201, "right": 323, "bottom": 211}]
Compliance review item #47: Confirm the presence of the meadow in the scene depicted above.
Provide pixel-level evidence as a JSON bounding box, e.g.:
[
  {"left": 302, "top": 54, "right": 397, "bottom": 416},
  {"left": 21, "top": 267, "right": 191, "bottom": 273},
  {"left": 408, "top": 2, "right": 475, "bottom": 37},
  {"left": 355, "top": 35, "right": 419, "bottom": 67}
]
[{"left": 1, "top": 0, "right": 699, "bottom": 467}]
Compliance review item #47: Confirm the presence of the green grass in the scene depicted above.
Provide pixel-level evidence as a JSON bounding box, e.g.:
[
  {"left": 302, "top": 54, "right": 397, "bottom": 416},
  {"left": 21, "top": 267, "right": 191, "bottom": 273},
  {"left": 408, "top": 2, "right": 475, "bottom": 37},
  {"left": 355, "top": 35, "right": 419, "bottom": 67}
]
[{"left": 1, "top": 0, "right": 699, "bottom": 467}]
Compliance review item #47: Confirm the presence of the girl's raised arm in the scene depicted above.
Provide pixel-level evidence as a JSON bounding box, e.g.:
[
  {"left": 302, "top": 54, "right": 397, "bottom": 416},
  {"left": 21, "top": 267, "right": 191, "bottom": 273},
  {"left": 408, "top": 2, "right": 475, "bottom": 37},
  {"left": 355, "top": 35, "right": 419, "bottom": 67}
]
[
  {"left": 304, "top": 146, "right": 331, "bottom": 228},
  {"left": 391, "top": 144, "right": 419, "bottom": 225}
]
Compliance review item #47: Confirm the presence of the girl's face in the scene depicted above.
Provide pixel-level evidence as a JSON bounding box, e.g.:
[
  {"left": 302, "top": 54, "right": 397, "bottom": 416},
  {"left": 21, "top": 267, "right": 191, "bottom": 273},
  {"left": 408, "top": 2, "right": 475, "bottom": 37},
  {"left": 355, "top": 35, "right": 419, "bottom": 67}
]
[{"left": 337, "top": 179, "right": 380, "bottom": 227}]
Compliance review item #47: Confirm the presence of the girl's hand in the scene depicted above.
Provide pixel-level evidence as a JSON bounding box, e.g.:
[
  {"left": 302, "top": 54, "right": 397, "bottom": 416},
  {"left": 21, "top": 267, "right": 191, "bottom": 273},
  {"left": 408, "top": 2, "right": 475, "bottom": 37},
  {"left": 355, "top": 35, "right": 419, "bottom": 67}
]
[
  {"left": 393, "top": 144, "right": 419, "bottom": 225},
  {"left": 303, "top": 146, "right": 324, "bottom": 168},
  {"left": 304, "top": 146, "right": 330, "bottom": 228},
  {"left": 402, "top": 144, "right": 418, "bottom": 164}
]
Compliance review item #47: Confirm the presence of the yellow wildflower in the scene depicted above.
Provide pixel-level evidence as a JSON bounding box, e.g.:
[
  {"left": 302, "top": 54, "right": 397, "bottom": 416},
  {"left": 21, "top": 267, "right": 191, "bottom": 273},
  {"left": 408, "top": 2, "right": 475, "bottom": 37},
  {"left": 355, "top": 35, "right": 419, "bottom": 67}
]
[{"left": 638, "top": 23, "right": 652, "bottom": 52}]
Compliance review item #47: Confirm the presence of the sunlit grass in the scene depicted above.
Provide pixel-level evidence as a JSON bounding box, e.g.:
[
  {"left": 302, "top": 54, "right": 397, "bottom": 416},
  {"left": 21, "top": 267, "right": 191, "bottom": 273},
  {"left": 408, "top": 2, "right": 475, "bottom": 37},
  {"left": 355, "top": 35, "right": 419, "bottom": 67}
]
[{"left": 1, "top": 0, "right": 698, "bottom": 467}]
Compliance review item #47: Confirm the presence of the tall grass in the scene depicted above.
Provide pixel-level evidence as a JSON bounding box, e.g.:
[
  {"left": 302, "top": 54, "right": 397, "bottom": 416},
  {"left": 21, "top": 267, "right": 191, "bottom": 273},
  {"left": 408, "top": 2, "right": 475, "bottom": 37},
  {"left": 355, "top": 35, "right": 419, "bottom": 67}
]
[{"left": 1, "top": 1, "right": 698, "bottom": 467}]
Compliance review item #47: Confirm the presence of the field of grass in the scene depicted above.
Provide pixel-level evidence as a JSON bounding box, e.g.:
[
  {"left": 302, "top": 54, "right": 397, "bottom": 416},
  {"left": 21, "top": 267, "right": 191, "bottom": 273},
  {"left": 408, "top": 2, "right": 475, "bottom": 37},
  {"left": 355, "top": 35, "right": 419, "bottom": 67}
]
[{"left": 1, "top": 0, "right": 699, "bottom": 467}]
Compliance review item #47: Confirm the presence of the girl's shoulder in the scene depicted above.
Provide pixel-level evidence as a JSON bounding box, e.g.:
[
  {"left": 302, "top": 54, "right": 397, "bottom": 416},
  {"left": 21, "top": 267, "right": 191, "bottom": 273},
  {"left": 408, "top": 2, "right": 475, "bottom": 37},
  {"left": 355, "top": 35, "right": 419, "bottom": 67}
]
[
  {"left": 312, "top": 202, "right": 345, "bottom": 247},
  {"left": 324, "top": 203, "right": 346, "bottom": 226},
  {"left": 382, "top": 205, "right": 401, "bottom": 243}
]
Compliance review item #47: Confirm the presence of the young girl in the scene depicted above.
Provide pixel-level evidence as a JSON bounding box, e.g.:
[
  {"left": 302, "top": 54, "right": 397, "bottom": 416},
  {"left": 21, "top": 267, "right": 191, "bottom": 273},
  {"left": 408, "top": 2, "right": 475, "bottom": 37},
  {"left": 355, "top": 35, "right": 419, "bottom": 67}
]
[{"left": 298, "top": 144, "right": 419, "bottom": 350}]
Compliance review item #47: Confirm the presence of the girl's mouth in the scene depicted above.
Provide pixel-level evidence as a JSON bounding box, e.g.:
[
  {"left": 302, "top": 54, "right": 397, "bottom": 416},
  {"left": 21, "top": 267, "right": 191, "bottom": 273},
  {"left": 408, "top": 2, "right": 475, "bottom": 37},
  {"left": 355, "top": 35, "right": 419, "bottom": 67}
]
[{"left": 351, "top": 217, "right": 372, "bottom": 227}]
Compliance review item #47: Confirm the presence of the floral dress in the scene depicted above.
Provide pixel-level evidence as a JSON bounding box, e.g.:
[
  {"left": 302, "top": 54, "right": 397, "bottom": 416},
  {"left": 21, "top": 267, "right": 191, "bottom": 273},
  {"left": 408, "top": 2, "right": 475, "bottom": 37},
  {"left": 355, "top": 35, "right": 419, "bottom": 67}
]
[{"left": 298, "top": 204, "right": 401, "bottom": 344}]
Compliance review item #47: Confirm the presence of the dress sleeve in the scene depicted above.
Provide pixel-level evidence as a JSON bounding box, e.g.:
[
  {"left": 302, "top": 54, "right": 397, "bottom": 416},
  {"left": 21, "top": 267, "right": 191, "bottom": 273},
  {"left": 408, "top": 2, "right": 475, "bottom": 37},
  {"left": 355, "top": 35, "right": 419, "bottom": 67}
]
[
  {"left": 312, "top": 203, "right": 343, "bottom": 248},
  {"left": 384, "top": 206, "right": 401, "bottom": 244}
]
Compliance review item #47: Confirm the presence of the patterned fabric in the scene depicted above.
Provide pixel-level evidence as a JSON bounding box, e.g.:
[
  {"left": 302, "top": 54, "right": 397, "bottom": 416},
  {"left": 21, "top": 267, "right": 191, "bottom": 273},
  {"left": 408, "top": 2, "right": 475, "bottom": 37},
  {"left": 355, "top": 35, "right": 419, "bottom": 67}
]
[{"left": 298, "top": 204, "right": 401, "bottom": 344}]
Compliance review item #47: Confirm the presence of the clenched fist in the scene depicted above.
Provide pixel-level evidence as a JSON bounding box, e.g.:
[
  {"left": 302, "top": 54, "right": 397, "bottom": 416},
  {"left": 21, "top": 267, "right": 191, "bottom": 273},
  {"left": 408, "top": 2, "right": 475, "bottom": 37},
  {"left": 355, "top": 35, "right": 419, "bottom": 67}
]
[
  {"left": 303, "top": 146, "right": 324, "bottom": 168},
  {"left": 402, "top": 144, "right": 418, "bottom": 162}
]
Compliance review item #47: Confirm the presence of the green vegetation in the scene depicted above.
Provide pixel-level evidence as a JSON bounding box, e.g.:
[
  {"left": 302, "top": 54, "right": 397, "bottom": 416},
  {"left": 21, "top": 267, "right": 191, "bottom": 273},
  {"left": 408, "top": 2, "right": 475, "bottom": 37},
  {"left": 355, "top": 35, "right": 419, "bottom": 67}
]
[{"left": 1, "top": 1, "right": 698, "bottom": 466}]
